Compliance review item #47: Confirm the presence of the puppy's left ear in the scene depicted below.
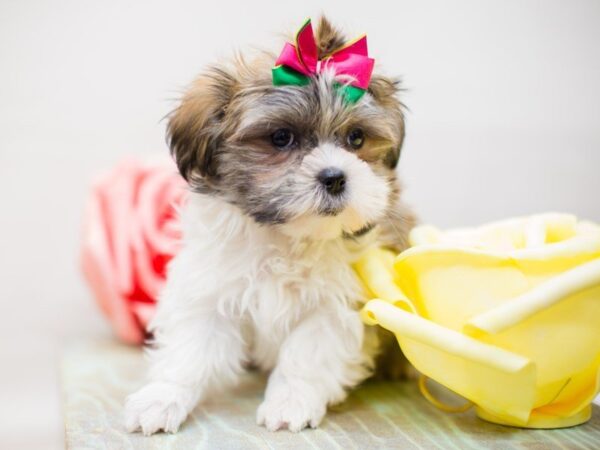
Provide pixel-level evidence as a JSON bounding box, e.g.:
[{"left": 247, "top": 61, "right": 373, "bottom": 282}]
[
  {"left": 368, "top": 75, "right": 405, "bottom": 169},
  {"left": 167, "top": 66, "right": 238, "bottom": 185}
]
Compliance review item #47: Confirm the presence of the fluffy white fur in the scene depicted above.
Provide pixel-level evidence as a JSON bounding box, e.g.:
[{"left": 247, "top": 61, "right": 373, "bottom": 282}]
[{"left": 125, "top": 143, "right": 392, "bottom": 435}]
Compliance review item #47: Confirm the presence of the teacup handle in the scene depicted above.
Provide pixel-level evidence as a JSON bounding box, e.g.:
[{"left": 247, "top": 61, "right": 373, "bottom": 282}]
[{"left": 465, "top": 257, "right": 600, "bottom": 336}]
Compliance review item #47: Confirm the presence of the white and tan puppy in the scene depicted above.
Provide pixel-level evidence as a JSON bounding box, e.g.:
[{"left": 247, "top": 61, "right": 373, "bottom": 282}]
[{"left": 125, "top": 16, "right": 414, "bottom": 435}]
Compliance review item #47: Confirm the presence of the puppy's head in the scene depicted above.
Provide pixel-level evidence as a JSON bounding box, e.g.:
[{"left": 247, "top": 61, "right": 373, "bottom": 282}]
[{"left": 168, "top": 17, "right": 405, "bottom": 240}]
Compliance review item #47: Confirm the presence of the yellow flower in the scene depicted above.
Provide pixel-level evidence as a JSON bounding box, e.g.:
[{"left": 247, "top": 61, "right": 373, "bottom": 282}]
[{"left": 356, "top": 213, "right": 600, "bottom": 428}]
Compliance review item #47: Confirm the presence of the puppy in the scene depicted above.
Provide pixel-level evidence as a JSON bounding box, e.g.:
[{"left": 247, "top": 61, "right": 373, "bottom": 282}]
[{"left": 125, "top": 16, "right": 415, "bottom": 435}]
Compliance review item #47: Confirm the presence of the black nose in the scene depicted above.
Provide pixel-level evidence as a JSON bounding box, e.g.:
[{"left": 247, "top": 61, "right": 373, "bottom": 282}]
[{"left": 317, "top": 167, "right": 346, "bottom": 195}]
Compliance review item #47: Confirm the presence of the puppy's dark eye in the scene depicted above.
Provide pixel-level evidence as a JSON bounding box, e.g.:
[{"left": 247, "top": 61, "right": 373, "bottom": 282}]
[
  {"left": 347, "top": 128, "right": 365, "bottom": 150},
  {"left": 271, "top": 128, "right": 295, "bottom": 149}
]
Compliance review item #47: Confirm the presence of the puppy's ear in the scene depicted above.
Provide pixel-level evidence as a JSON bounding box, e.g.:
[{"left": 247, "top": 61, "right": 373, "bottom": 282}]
[
  {"left": 314, "top": 16, "right": 347, "bottom": 59},
  {"left": 167, "top": 67, "right": 237, "bottom": 183},
  {"left": 368, "top": 75, "right": 406, "bottom": 169}
]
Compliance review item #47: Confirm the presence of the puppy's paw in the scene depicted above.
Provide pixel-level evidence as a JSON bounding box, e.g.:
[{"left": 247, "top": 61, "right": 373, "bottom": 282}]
[
  {"left": 124, "top": 381, "right": 192, "bottom": 435},
  {"left": 256, "top": 387, "right": 326, "bottom": 432}
]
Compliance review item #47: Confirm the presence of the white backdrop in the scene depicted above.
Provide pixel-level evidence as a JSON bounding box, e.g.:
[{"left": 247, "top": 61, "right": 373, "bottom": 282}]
[{"left": 1, "top": 1, "right": 599, "bottom": 448}]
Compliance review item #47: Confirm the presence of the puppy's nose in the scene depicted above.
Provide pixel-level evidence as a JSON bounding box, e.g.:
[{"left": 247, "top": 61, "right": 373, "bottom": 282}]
[{"left": 317, "top": 167, "right": 346, "bottom": 195}]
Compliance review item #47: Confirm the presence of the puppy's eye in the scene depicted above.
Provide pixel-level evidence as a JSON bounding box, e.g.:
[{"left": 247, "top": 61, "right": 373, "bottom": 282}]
[
  {"left": 347, "top": 128, "right": 365, "bottom": 150},
  {"left": 271, "top": 128, "right": 295, "bottom": 149}
]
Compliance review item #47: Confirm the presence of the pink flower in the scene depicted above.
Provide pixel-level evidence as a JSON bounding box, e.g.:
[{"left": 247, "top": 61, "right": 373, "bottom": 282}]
[{"left": 81, "top": 158, "right": 186, "bottom": 344}]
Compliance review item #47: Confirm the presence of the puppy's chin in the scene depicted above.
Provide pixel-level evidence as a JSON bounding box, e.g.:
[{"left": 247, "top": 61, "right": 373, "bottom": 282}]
[{"left": 277, "top": 207, "right": 380, "bottom": 241}]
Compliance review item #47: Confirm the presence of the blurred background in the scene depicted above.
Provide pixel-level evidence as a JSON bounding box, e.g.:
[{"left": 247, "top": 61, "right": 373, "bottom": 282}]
[{"left": 1, "top": 0, "right": 599, "bottom": 448}]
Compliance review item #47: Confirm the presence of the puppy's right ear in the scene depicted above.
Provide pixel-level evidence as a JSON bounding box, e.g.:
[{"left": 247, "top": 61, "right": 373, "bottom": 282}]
[{"left": 167, "top": 67, "right": 237, "bottom": 184}]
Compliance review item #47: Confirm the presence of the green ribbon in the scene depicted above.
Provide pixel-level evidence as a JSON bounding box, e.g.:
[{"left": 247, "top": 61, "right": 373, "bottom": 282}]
[{"left": 272, "top": 66, "right": 366, "bottom": 104}]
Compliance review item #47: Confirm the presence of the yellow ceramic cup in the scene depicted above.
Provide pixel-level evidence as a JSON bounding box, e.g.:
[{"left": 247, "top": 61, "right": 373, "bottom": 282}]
[{"left": 356, "top": 213, "right": 600, "bottom": 428}]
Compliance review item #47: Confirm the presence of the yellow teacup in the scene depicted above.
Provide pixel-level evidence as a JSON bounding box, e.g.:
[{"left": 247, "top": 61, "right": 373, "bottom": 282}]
[{"left": 357, "top": 213, "right": 600, "bottom": 428}]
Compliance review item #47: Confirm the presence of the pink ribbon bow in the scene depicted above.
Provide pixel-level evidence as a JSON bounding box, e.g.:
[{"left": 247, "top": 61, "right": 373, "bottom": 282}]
[{"left": 272, "top": 18, "right": 375, "bottom": 102}]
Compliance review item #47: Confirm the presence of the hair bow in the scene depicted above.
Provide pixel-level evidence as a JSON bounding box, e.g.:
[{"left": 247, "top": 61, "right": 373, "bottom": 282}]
[{"left": 272, "top": 18, "right": 375, "bottom": 103}]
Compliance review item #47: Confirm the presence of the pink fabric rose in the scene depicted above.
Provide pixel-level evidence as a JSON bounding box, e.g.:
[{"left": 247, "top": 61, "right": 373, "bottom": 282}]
[{"left": 81, "top": 157, "right": 187, "bottom": 344}]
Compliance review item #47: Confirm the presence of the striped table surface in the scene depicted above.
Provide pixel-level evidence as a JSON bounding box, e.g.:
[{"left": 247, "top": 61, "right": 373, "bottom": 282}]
[{"left": 62, "top": 340, "right": 600, "bottom": 449}]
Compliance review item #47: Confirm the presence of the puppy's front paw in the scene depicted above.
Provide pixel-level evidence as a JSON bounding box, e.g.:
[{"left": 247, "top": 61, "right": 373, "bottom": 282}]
[
  {"left": 256, "top": 387, "right": 326, "bottom": 432},
  {"left": 124, "top": 381, "right": 192, "bottom": 435}
]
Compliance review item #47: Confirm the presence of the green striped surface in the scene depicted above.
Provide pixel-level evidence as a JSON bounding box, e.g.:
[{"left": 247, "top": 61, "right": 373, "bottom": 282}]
[{"left": 62, "top": 340, "right": 600, "bottom": 449}]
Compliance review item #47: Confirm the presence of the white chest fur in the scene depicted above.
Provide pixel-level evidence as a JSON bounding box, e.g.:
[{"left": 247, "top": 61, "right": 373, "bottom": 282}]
[{"left": 162, "top": 193, "right": 369, "bottom": 370}]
